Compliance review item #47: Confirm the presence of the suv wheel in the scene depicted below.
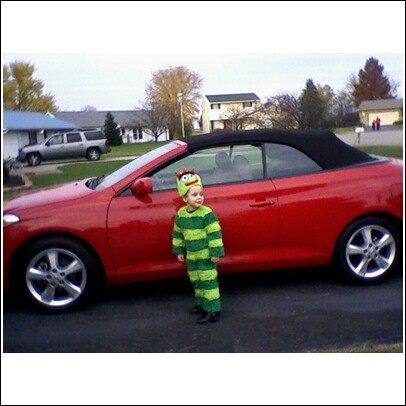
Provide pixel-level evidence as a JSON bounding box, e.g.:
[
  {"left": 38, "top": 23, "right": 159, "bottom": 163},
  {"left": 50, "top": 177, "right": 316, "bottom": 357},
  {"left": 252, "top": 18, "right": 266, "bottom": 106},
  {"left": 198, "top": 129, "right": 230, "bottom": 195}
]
[
  {"left": 27, "top": 153, "right": 42, "bottom": 166},
  {"left": 87, "top": 148, "right": 101, "bottom": 161}
]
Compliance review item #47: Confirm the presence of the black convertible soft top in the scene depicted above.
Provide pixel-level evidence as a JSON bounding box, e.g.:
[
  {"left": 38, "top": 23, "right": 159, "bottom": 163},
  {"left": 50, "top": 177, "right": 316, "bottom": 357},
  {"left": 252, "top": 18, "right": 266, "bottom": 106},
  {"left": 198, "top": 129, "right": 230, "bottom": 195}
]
[{"left": 180, "top": 128, "right": 377, "bottom": 169}]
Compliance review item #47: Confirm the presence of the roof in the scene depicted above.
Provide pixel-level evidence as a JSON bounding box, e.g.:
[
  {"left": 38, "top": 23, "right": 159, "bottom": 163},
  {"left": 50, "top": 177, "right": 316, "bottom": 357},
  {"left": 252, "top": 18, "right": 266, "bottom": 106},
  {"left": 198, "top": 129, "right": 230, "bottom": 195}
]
[
  {"left": 181, "top": 128, "right": 376, "bottom": 169},
  {"left": 205, "top": 93, "right": 260, "bottom": 103},
  {"left": 358, "top": 98, "right": 403, "bottom": 111},
  {"left": 54, "top": 110, "right": 151, "bottom": 128},
  {"left": 3, "top": 110, "right": 78, "bottom": 131}
]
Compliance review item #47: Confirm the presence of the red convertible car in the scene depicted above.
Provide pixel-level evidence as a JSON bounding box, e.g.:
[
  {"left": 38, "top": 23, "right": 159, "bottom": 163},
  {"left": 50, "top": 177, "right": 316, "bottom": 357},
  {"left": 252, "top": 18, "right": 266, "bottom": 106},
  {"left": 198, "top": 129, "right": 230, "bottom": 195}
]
[{"left": 3, "top": 129, "right": 403, "bottom": 311}]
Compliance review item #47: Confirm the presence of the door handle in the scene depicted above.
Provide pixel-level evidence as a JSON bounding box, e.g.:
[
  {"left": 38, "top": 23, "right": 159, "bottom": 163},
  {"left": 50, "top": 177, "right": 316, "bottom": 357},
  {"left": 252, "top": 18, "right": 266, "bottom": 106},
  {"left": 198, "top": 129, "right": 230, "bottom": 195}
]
[{"left": 249, "top": 201, "right": 275, "bottom": 208}]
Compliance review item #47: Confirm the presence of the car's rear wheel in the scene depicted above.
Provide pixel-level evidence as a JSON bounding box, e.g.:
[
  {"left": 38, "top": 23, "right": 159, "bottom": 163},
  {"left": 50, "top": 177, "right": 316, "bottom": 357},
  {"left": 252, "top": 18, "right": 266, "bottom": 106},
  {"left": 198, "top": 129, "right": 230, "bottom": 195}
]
[
  {"left": 336, "top": 217, "right": 401, "bottom": 283},
  {"left": 27, "top": 153, "right": 42, "bottom": 166},
  {"left": 86, "top": 148, "right": 101, "bottom": 161},
  {"left": 15, "top": 237, "right": 103, "bottom": 311}
]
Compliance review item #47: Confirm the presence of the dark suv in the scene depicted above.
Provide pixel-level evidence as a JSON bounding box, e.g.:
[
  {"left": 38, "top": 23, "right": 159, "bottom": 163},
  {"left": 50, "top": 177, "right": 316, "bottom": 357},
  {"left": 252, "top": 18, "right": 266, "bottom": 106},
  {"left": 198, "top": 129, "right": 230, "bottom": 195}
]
[{"left": 17, "top": 130, "right": 111, "bottom": 166}]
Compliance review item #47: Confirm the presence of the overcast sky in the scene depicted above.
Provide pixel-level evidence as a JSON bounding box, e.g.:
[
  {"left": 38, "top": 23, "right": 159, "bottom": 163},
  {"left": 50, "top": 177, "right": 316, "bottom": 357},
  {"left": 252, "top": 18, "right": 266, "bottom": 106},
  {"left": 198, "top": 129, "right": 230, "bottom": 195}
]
[
  {"left": 2, "top": 2, "right": 405, "bottom": 113},
  {"left": 2, "top": 52, "right": 404, "bottom": 111},
  {"left": 1, "top": 2, "right": 405, "bottom": 405}
]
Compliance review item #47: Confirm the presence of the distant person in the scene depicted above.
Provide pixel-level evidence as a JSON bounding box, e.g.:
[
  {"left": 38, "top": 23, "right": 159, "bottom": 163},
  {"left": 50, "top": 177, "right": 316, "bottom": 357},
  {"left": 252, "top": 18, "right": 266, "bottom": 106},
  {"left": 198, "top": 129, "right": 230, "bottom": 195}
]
[
  {"left": 372, "top": 120, "right": 376, "bottom": 131},
  {"left": 375, "top": 116, "right": 381, "bottom": 131}
]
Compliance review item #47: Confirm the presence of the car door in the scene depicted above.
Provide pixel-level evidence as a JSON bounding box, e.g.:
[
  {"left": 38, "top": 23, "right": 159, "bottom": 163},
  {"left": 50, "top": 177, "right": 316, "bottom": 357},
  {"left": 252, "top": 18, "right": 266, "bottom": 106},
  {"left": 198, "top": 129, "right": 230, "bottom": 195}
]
[
  {"left": 42, "top": 133, "right": 66, "bottom": 160},
  {"left": 65, "top": 132, "right": 84, "bottom": 158},
  {"left": 107, "top": 144, "right": 279, "bottom": 278}
]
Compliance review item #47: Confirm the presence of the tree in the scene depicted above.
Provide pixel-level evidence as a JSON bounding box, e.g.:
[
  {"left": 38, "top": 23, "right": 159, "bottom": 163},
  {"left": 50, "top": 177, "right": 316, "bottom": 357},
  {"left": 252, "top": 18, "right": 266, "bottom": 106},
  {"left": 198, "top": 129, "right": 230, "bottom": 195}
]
[
  {"left": 3, "top": 60, "right": 58, "bottom": 113},
  {"left": 299, "top": 79, "right": 328, "bottom": 129},
  {"left": 263, "top": 93, "right": 303, "bottom": 129},
  {"left": 219, "top": 103, "right": 264, "bottom": 130},
  {"left": 141, "top": 100, "right": 168, "bottom": 142},
  {"left": 352, "top": 57, "right": 397, "bottom": 107},
  {"left": 145, "top": 66, "right": 203, "bottom": 139},
  {"left": 104, "top": 112, "right": 122, "bottom": 146},
  {"left": 264, "top": 80, "right": 334, "bottom": 130},
  {"left": 81, "top": 105, "right": 97, "bottom": 111}
]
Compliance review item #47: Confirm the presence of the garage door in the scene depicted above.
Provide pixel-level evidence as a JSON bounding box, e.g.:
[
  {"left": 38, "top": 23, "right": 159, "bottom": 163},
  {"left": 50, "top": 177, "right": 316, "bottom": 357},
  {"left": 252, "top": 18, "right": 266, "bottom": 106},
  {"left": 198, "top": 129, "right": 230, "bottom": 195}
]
[{"left": 369, "top": 111, "right": 400, "bottom": 126}]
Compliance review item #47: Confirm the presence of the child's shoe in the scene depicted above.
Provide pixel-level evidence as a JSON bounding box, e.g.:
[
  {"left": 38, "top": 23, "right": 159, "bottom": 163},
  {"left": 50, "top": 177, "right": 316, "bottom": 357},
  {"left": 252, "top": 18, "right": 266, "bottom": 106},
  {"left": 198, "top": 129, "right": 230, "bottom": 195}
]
[
  {"left": 189, "top": 305, "right": 203, "bottom": 314},
  {"left": 196, "top": 311, "right": 221, "bottom": 324}
]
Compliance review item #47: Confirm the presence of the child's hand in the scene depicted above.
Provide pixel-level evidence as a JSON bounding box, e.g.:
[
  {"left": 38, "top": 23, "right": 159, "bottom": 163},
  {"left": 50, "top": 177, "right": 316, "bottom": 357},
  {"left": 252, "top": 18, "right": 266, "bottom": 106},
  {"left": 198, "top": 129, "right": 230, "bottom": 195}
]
[
  {"left": 177, "top": 255, "right": 185, "bottom": 263},
  {"left": 211, "top": 257, "right": 219, "bottom": 263}
]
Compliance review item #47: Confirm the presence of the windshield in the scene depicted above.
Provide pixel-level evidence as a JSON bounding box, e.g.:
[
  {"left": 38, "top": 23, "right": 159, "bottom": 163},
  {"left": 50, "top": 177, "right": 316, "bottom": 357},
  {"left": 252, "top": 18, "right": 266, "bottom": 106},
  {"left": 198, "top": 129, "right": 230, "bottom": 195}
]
[{"left": 95, "top": 142, "right": 180, "bottom": 190}]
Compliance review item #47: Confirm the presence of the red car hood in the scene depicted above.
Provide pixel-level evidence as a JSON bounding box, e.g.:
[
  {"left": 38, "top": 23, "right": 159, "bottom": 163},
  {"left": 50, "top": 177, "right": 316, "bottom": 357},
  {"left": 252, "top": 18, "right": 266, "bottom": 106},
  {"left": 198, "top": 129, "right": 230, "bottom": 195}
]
[{"left": 4, "top": 179, "right": 93, "bottom": 212}]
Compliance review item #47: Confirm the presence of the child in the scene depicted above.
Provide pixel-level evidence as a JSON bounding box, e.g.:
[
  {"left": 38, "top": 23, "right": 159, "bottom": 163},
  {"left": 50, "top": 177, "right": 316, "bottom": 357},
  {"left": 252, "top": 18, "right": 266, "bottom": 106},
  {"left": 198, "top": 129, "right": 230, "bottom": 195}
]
[{"left": 172, "top": 168, "right": 224, "bottom": 323}]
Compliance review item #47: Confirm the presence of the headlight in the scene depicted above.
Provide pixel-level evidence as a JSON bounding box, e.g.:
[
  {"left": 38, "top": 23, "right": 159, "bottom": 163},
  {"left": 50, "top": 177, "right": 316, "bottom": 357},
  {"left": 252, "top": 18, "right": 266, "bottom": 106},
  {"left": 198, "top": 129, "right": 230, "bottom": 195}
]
[{"left": 3, "top": 214, "right": 20, "bottom": 228}]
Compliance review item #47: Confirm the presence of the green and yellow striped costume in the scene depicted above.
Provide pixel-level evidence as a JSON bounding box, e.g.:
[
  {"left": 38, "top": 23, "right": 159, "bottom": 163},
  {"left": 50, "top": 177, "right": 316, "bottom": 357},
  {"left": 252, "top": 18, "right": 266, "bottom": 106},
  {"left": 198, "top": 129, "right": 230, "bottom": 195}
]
[{"left": 172, "top": 205, "right": 224, "bottom": 313}]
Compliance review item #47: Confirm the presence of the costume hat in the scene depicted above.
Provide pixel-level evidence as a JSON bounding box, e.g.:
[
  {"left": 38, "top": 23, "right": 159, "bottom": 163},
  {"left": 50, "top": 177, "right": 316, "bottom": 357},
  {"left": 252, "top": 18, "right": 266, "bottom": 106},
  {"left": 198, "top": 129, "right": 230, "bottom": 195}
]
[{"left": 176, "top": 167, "right": 203, "bottom": 197}]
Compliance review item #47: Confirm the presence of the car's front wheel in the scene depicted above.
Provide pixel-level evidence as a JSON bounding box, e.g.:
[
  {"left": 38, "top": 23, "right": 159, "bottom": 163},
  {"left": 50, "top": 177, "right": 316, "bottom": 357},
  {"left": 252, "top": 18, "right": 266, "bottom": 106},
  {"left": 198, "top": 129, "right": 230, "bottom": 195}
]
[
  {"left": 27, "top": 153, "right": 42, "bottom": 166},
  {"left": 86, "top": 148, "right": 101, "bottom": 161},
  {"left": 15, "top": 237, "right": 103, "bottom": 311},
  {"left": 336, "top": 217, "right": 401, "bottom": 283}
]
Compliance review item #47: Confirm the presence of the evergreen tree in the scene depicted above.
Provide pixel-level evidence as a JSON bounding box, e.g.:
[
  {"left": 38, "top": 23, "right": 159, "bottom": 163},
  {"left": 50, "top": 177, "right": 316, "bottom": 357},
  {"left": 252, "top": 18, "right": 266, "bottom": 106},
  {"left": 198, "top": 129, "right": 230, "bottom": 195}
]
[
  {"left": 352, "top": 57, "right": 396, "bottom": 107},
  {"left": 299, "top": 79, "right": 327, "bottom": 129},
  {"left": 104, "top": 112, "right": 122, "bottom": 146}
]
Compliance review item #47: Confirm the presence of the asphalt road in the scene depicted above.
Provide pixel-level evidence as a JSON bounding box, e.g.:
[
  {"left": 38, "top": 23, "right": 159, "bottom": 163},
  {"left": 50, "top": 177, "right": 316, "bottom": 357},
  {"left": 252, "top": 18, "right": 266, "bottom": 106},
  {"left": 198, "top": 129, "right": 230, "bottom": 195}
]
[{"left": 3, "top": 266, "right": 403, "bottom": 353}]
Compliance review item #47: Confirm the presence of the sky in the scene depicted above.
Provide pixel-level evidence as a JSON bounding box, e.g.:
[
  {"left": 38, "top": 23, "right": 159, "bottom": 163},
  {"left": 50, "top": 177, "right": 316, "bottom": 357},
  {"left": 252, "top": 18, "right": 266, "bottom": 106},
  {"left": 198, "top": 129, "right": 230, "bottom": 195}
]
[
  {"left": 1, "top": 2, "right": 405, "bottom": 405},
  {"left": 2, "top": 52, "right": 404, "bottom": 112},
  {"left": 2, "top": 2, "right": 405, "bottom": 113}
]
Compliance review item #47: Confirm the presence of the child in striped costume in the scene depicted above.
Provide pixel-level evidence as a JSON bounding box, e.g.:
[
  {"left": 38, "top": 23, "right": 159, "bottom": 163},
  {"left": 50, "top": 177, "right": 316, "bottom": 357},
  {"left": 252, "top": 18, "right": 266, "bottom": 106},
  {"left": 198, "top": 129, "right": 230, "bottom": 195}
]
[{"left": 172, "top": 168, "right": 224, "bottom": 323}]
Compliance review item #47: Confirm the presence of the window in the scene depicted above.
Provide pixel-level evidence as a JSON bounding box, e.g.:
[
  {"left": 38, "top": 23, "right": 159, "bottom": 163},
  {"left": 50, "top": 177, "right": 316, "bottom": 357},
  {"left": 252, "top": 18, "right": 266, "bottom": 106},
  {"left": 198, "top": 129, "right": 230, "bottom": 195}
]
[
  {"left": 84, "top": 131, "right": 106, "bottom": 141},
  {"left": 265, "top": 143, "right": 322, "bottom": 179},
  {"left": 47, "top": 134, "right": 64, "bottom": 145},
  {"left": 67, "top": 133, "right": 82, "bottom": 143},
  {"left": 211, "top": 104, "right": 221, "bottom": 109},
  {"left": 150, "top": 144, "right": 263, "bottom": 192},
  {"left": 243, "top": 102, "right": 252, "bottom": 108}
]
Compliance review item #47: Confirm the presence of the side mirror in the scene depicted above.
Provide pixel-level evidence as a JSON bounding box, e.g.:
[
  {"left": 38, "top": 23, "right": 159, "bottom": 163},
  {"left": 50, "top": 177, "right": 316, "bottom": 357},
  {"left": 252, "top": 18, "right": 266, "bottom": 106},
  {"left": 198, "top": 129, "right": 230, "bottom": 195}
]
[{"left": 131, "top": 177, "right": 153, "bottom": 195}]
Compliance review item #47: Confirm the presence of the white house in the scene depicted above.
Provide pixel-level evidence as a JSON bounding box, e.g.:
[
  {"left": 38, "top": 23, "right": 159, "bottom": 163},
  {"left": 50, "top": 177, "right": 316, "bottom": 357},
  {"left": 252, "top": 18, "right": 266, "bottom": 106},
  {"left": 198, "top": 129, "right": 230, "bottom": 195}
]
[
  {"left": 2, "top": 110, "right": 78, "bottom": 159},
  {"left": 54, "top": 110, "right": 170, "bottom": 143},
  {"left": 201, "top": 93, "right": 262, "bottom": 134}
]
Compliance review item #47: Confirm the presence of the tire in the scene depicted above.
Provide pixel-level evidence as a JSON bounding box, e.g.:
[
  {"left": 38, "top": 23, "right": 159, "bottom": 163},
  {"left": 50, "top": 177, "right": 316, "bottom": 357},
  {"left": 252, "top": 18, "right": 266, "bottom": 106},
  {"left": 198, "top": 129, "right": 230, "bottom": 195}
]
[
  {"left": 15, "top": 237, "right": 103, "bottom": 311},
  {"left": 336, "top": 217, "right": 401, "bottom": 283},
  {"left": 86, "top": 147, "right": 101, "bottom": 161},
  {"left": 27, "top": 153, "right": 42, "bottom": 166}
]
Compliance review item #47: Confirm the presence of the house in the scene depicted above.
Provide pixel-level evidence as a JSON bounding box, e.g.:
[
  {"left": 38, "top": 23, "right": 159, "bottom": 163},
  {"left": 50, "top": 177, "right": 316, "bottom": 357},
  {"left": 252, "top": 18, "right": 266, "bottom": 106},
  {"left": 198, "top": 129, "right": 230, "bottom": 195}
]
[
  {"left": 357, "top": 99, "right": 403, "bottom": 128},
  {"left": 54, "top": 110, "right": 170, "bottom": 144},
  {"left": 201, "top": 93, "right": 261, "bottom": 134},
  {"left": 2, "top": 110, "right": 78, "bottom": 159}
]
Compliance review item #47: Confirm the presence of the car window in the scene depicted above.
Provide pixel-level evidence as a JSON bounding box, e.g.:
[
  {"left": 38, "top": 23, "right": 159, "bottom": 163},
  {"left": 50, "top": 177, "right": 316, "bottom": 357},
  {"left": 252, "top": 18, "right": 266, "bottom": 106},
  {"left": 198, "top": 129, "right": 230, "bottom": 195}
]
[
  {"left": 265, "top": 143, "right": 322, "bottom": 179},
  {"left": 84, "top": 131, "right": 106, "bottom": 140},
  {"left": 151, "top": 144, "right": 264, "bottom": 192},
  {"left": 96, "top": 142, "right": 180, "bottom": 190},
  {"left": 46, "top": 134, "right": 64, "bottom": 145},
  {"left": 66, "top": 133, "right": 82, "bottom": 143}
]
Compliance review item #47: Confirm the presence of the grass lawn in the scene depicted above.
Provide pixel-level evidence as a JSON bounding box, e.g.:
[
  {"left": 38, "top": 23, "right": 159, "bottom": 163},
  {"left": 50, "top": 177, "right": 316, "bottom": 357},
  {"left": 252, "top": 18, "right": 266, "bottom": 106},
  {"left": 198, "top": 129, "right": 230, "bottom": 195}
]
[
  {"left": 357, "top": 146, "right": 403, "bottom": 159},
  {"left": 108, "top": 141, "right": 169, "bottom": 157},
  {"left": 29, "top": 160, "right": 132, "bottom": 188}
]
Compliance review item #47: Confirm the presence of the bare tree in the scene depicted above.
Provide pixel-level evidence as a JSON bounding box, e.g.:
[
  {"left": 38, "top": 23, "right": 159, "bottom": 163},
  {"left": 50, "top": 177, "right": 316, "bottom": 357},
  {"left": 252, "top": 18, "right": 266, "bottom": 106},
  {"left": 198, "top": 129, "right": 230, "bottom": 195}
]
[
  {"left": 141, "top": 100, "right": 168, "bottom": 142},
  {"left": 219, "top": 103, "right": 265, "bottom": 130},
  {"left": 263, "top": 93, "right": 303, "bottom": 129},
  {"left": 81, "top": 105, "right": 97, "bottom": 111}
]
